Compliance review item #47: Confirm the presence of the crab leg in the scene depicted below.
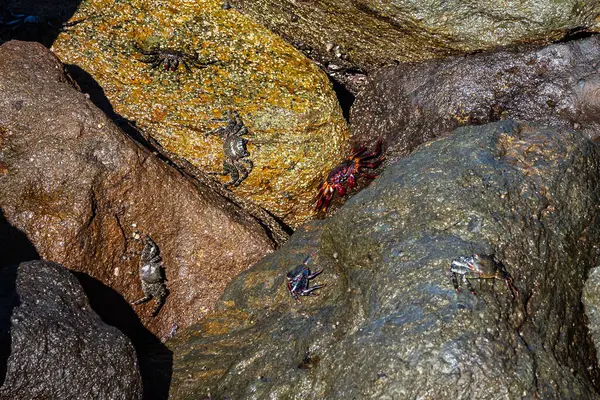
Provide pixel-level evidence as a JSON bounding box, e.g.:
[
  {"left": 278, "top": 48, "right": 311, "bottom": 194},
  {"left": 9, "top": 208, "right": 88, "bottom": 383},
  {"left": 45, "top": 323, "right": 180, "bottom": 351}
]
[
  {"left": 315, "top": 185, "right": 334, "bottom": 211},
  {"left": 287, "top": 282, "right": 301, "bottom": 302},
  {"left": 301, "top": 283, "right": 326, "bottom": 296},
  {"left": 302, "top": 251, "right": 318, "bottom": 265},
  {"left": 132, "top": 294, "right": 153, "bottom": 305},
  {"left": 451, "top": 272, "right": 461, "bottom": 292},
  {"left": 151, "top": 297, "right": 166, "bottom": 316},
  {"left": 359, "top": 160, "right": 383, "bottom": 169},
  {"left": 462, "top": 275, "right": 476, "bottom": 294},
  {"left": 349, "top": 143, "right": 367, "bottom": 156},
  {"left": 306, "top": 268, "right": 323, "bottom": 280}
]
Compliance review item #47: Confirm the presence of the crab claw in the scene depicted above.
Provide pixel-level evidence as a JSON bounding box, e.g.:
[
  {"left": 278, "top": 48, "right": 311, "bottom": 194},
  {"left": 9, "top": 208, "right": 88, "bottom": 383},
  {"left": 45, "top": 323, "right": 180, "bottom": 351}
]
[
  {"left": 335, "top": 184, "right": 346, "bottom": 197},
  {"left": 347, "top": 174, "right": 356, "bottom": 189},
  {"left": 315, "top": 183, "right": 334, "bottom": 211}
]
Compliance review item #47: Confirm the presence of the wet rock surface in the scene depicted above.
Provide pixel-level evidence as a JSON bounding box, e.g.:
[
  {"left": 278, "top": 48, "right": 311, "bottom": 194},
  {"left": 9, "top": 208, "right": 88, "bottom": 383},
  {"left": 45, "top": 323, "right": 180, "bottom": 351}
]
[
  {"left": 351, "top": 36, "right": 600, "bottom": 164},
  {"left": 51, "top": 0, "right": 348, "bottom": 228},
  {"left": 0, "top": 40, "right": 276, "bottom": 341},
  {"left": 228, "top": 0, "right": 600, "bottom": 78},
  {"left": 584, "top": 268, "right": 600, "bottom": 361},
  {"left": 0, "top": 260, "right": 142, "bottom": 400},
  {"left": 168, "top": 121, "right": 600, "bottom": 399}
]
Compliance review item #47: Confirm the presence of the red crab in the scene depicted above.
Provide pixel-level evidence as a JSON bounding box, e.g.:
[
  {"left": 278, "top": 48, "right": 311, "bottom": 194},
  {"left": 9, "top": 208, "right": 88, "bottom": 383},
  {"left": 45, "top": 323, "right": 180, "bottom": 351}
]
[{"left": 315, "top": 139, "right": 384, "bottom": 212}]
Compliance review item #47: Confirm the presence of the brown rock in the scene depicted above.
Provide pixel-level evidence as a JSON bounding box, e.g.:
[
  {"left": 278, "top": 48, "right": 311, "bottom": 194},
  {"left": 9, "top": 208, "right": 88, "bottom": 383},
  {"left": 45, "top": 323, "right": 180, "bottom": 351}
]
[
  {"left": 0, "top": 40, "right": 275, "bottom": 341},
  {"left": 51, "top": 0, "right": 349, "bottom": 228}
]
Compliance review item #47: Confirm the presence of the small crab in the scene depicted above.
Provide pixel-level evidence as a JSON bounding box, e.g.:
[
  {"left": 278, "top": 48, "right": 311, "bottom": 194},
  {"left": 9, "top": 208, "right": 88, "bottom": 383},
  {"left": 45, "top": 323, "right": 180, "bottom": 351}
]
[
  {"left": 316, "top": 138, "right": 384, "bottom": 212},
  {"left": 450, "top": 253, "right": 518, "bottom": 298},
  {"left": 2, "top": 10, "right": 84, "bottom": 32},
  {"left": 286, "top": 252, "right": 326, "bottom": 302},
  {"left": 4, "top": 11, "right": 42, "bottom": 28},
  {"left": 132, "top": 235, "right": 169, "bottom": 316},
  {"left": 138, "top": 47, "right": 217, "bottom": 72},
  {"left": 207, "top": 110, "right": 253, "bottom": 188}
]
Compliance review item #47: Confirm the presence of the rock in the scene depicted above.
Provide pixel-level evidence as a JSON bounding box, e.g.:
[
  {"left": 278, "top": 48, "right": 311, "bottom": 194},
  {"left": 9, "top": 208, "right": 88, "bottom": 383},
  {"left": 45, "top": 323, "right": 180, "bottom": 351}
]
[
  {"left": 168, "top": 121, "right": 600, "bottom": 398},
  {"left": 51, "top": 0, "right": 349, "bottom": 228},
  {"left": 228, "top": 0, "right": 600, "bottom": 80},
  {"left": 351, "top": 36, "right": 600, "bottom": 164},
  {"left": 0, "top": 260, "right": 142, "bottom": 399},
  {"left": 583, "top": 268, "right": 600, "bottom": 360},
  {"left": 0, "top": 40, "right": 276, "bottom": 341}
]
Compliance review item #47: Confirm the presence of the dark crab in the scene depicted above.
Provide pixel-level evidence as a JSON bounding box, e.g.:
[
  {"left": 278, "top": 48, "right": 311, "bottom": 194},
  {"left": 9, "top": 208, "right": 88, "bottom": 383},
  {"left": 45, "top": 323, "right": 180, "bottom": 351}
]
[
  {"left": 1, "top": 10, "right": 84, "bottom": 32},
  {"left": 207, "top": 110, "right": 253, "bottom": 188},
  {"left": 286, "top": 252, "right": 326, "bottom": 302},
  {"left": 316, "top": 138, "right": 384, "bottom": 212},
  {"left": 131, "top": 235, "right": 169, "bottom": 316},
  {"left": 450, "top": 253, "right": 518, "bottom": 298},
  {"left": 138, "top": 47, "right": 218, "bottom": 72},
  {"left": 4, "top": 11, "right": 42, "bottom": 28}
]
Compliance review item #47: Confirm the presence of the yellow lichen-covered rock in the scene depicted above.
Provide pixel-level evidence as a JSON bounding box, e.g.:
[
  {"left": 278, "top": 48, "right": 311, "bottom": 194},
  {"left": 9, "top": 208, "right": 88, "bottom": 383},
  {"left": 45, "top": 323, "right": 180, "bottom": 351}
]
[{"left": 52, "top": 0, "right": 348, "bottom": 228}]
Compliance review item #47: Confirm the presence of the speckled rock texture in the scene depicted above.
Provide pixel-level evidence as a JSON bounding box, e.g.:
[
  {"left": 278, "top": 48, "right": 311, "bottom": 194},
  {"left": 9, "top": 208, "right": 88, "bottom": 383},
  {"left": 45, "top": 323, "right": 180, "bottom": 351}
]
[
  {"left": 584, "top": 268, "right": 600, "bottom": 361},
  {"left": 228, "top": 0, "right": 600, "bottom": 81},
  {"left": 51, "top": 0, "right": 349, "bottom": 228},
  {"left": 168, "top": 121, "right": 600, "bottom": 399},
  {"left": 0, "top": 40, "right": 276, "bottom": 342},
  {"left": 351, "top": 36, "right": 600, "bottom": 165},
  {"left": 0, "top": 260, "right": 142, "bottom": 400}
]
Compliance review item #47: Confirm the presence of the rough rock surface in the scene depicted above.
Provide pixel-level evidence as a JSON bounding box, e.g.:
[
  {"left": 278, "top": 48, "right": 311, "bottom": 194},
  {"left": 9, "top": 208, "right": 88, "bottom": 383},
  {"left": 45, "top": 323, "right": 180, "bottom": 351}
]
[
  {"left": 229, "top": 0, "right": 600, "bottom": 79},
  {"left": 0, "top": 260, "right": 142, "bottom": 399},
  {"left": 584, "top": 268, "right": 600, "bottom": 361},
  {"left": 351, "top": 36, "right": 600, "bottom": 164},
  {"left": 51, "top": 0, "right": 349, "bottom": 228},
  {"left": 168, "top": 121, "right": 600, "bottom": 399},
  {"left": 0, "top": 40, "right": 276, "bottom": 341}
]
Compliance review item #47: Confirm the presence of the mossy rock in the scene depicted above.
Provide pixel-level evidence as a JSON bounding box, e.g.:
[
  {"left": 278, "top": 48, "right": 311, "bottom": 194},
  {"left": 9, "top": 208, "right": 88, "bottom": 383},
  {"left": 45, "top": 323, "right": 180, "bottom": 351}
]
[{"left": 52, "top": 0, "right": 348, "bottom": 228}]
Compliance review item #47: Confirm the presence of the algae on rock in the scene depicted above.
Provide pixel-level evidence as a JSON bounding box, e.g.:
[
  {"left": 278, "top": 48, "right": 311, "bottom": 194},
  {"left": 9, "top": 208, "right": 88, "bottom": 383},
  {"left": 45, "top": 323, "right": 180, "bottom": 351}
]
[{"left": 52, "top": 0, "right": 348, "bottom": 228}]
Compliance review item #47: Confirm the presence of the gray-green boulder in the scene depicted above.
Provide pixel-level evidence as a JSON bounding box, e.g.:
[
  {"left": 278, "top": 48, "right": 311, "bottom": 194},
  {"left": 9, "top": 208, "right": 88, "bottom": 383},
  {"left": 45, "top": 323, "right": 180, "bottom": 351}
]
[
  {"left": 229, "top": 0, "right": 600, "bottom": 80},
  {"left": 168, "top": 121, "right": 600, "bottom": 399}
]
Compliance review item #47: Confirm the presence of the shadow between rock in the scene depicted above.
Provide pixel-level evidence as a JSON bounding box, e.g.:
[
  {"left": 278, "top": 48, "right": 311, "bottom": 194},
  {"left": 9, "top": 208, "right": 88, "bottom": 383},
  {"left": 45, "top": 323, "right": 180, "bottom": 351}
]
[
  {"left": 1, "top": 0, "right": 82, "bottom": 47},
  {"left": 64, "top": 63, "right": 293, "bottom": 242},
  {"left": 64, "top": 64, "right": 165, "bottom": 152},
  {"left": 74, "top": 272, "right": 173, "bottom": 400},
  {"left": 327, "top": 74, "right": 354, "bottom": 122},
  {"left": 0, "top": 208, "right": 39, "bottom": 388}
]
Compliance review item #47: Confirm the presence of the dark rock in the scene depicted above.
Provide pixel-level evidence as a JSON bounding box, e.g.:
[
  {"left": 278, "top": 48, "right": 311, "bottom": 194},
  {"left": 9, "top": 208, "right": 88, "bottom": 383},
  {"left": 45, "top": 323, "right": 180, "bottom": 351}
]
[
  {"left": 0, "top": 260, "right": 142, "bottom": 399},
  {"left": 0, "top": 40, "right": 276, "bottom": 341},
  {"left": 584, "top": 268, "right": 600, "bottom": 361},
  {"left": 228, "top": 0, "right": 600, "bottom": 86},
  {"left": 168, "top": 121, "right": 600, "bottom": 398},
  {"left": 351, "top": 36, "right": 600, "bottom": 165}
]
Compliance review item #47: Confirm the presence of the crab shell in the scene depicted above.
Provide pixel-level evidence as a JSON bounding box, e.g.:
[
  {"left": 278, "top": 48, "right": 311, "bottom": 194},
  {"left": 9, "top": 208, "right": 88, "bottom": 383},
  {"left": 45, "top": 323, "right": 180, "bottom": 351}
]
[
  {"left": 315, "top": 139, "right": 383, "bottom": 212},
  {"left": 315, "top": 160, "right": 358, "bottom": 211}
]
